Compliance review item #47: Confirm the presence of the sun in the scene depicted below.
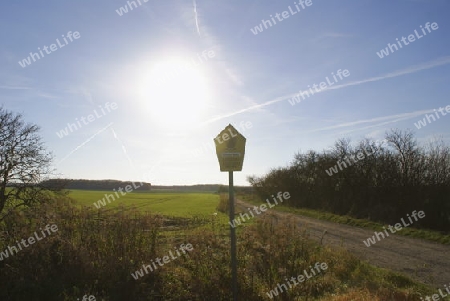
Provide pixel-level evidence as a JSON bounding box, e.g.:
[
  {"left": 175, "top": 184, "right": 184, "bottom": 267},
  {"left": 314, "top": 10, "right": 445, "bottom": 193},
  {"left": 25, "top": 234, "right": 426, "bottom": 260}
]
[{"left": 139, "top": 58, "right": 210, "bottom": 129}]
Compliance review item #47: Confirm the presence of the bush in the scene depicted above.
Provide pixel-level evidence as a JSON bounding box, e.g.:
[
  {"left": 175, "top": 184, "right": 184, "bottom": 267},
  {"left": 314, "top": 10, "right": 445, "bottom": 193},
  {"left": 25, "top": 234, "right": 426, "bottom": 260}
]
[{"left": 216, "top": 193, "right": 229, "bottom": 214}]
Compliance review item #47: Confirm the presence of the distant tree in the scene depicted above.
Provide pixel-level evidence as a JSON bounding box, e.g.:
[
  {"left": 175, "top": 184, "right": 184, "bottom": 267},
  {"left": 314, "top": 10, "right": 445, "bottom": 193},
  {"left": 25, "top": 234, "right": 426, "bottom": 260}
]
[{"left": 0, "top": 106, "right": 54, "bottom": 221}]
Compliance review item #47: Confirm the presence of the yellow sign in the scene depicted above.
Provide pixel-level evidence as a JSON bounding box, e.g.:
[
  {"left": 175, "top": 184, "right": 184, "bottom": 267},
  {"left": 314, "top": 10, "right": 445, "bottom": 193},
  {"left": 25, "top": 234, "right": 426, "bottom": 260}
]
[{"left": 214, "top": 124, "right": 246, "bottom": 172}]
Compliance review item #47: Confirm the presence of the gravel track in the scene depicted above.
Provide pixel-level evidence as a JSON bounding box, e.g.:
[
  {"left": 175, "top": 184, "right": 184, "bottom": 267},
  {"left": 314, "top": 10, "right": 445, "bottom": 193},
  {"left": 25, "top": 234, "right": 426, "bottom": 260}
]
[{"left": 236, "top": 198, "right": 450, "bottom": 288}]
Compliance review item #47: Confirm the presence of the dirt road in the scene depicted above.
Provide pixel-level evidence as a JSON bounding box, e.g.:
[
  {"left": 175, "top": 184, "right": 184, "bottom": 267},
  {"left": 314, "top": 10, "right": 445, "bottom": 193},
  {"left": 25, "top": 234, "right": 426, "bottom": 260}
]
[{"left": 236, "top": 199, "right": 450, "bottom": 288}]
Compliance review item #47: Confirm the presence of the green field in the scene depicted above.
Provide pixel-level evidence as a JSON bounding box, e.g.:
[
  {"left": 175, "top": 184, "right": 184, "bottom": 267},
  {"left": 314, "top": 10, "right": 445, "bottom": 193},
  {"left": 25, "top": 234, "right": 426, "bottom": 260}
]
[{"left": 69, "top": 189, "right": 224, "bottom": 217}]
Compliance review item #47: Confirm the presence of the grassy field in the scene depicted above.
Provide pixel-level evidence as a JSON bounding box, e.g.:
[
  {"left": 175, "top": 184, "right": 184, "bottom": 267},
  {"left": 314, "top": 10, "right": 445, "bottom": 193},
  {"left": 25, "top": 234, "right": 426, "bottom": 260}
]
[{"left": 69, "top": 190, "right": 223, "bottom": 217}]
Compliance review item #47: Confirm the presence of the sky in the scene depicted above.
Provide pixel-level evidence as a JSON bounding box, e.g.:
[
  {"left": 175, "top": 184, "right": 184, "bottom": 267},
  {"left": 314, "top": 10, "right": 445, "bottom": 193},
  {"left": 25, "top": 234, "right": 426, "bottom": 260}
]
[{"left": 1, "top": 0, "right": 450, "bottom": 186}]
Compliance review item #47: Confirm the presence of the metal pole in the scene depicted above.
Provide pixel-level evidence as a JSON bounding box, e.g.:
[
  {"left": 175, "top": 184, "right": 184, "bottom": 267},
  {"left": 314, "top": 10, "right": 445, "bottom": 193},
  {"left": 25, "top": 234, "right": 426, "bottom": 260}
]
[{"left": 229, "top": 171, "right": 238, "bottom": 301}]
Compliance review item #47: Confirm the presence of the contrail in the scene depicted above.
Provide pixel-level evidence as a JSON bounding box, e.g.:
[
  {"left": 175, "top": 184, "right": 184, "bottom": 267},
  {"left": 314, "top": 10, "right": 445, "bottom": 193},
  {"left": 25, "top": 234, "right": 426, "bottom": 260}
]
[
  {"left": 311, "top": 108, "right": 435, "bottom": 133},
  {"left": 57, "top": 123, "right": 113, "bottom": 164},
  {"left": 200, "top": 56, "right": 450, "bottom": 125},
  {"left": 110, "top": 127, "right": 134, "bottom": 168},
  {"left": 193, "top": 0, "right": 200, "bottom": 36}
]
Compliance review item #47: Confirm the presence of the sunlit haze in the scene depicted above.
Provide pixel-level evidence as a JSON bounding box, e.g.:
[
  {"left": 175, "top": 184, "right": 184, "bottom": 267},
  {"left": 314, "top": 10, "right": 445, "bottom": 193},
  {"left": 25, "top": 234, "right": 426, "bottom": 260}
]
[{"left": 1, "top": 0, "right": 450, "bottom": 185}]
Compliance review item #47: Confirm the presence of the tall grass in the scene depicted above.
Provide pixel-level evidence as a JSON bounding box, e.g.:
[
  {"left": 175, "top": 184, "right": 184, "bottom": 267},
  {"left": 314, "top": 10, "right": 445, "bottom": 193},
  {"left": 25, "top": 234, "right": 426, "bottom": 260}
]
[{"left": 0, "top": 197, "right": 163, "bottom": 300}]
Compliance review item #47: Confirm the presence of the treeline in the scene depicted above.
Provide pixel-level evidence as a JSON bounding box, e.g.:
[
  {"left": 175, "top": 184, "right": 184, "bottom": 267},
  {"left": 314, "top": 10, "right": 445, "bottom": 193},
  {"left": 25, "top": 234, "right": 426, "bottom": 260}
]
[
  {"left": 248, "top": 129, "right": 450, "bottom": 233},
  {"left": 40, "top": 179, "right": 151, "bottom": 191}
]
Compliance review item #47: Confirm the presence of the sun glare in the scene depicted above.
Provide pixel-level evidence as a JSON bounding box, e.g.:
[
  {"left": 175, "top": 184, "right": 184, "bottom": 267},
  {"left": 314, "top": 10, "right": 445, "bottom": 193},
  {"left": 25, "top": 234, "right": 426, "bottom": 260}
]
[{"left": 139, "top": 58, "right": 210, "bottom": 129}]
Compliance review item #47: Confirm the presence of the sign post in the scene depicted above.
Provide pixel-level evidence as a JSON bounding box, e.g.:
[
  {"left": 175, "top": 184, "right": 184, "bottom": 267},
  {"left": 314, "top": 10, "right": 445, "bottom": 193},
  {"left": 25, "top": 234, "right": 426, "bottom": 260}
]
[
  {"left": 228, "top": 170, "right": 237, "bottom": 301},
  {"left": 214, "top": 124, "right": 246, "bottom": 301}
]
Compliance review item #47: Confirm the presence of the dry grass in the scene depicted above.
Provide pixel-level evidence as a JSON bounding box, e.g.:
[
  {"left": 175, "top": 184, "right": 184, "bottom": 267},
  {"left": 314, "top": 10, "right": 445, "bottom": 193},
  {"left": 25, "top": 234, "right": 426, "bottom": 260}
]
[{"left": 0, "top": 194, "right": 435, "bottom": 300}]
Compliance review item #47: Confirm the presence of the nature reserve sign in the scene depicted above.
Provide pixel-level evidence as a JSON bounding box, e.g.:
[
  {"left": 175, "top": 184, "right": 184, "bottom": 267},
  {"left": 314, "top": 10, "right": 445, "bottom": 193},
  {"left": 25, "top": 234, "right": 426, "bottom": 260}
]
[{"left": 214, "top": 124, "right": 246, "bottom": 172}]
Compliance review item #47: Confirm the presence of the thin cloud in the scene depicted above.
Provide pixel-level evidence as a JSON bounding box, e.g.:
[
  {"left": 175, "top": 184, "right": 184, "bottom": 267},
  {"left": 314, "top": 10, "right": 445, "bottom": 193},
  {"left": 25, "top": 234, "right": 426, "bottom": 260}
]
[
  {"left": 63, "top": 86, "right": 95, "bottom": 106},
  {"left": 311, "top": 108, "right": 434, "bottom": 133},
  {"left": 313, "top": 32, "right": 353, "bottom": 43},
  {"left": 110, "top": 127, "right": 134, "bottom": 168},
  {"left": 193, "top": 0, "right": 200, "bottom": 36},
  {"left": 225, "top": 68, "right": 244, "bottom": 86},
  {"left": 57, "top": 123, "right": 113, "bottom": 164},
  {"left": 0, "top": 85, "right": 30, "bottom": 90},
  {"left": 36, "top": 92, "right": 58, "bottom": 99},
  {"left": 323, "top": 33, "right": 353, "bottom": 38},
  {"left": 202, "top": 56, "right": 450, "bottom": 124},
  {"left": 199, "top": 96, "right": 284, "bottom": 125},
  {"left": 325, "top": 56, "right": 450, "bottom": 92}
]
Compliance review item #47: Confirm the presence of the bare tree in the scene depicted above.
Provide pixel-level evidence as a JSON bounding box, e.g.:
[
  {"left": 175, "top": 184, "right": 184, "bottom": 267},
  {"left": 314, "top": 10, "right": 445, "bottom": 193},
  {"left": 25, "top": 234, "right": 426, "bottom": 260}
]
[
  {"left": 385, "top": 128, "right": 424, "bottom": 186},
  {"left": 424, "top": 137, "right": 450, "bottom": 185},
  {"left": 0, "top": 106, "right": 54, "bottom": 221}
]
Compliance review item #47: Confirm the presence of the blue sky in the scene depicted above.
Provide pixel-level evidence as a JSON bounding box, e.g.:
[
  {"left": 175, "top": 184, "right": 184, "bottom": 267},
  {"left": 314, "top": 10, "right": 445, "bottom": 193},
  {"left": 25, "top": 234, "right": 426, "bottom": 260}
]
[{"left": 1, "top": 0, "right": 449, "bottom": 185}]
